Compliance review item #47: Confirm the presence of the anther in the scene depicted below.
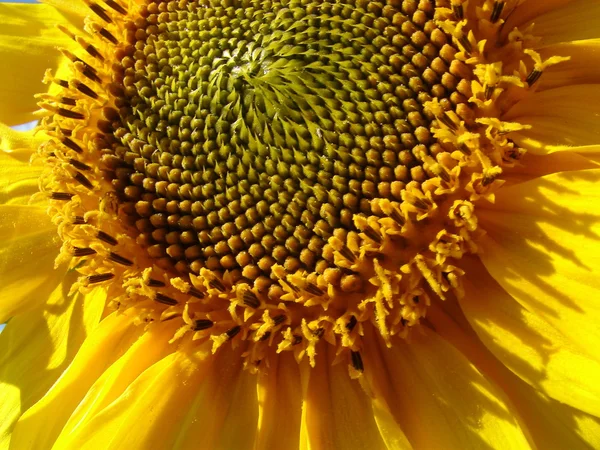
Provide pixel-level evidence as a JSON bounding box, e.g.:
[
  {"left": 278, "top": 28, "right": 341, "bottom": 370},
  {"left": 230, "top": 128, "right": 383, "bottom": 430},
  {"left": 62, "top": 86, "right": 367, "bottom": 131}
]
[
  {"left": 226, "top": 325, "right": 242, "bottom": 340},
  {"left": 452, "top": 4, "right": 464, "bottom": 19},
  {"left": 54, "top": 79, "right": 69, "bottom": 88},
  {"left": 57, "top": 108, "right": 85, "bottom": 120},
  {"left": 363, "top": 226, "right": 382, "bottom": 244},
  {"left": 60, "top": 97, "right": 77, "bottom": 106},
  {"left": 97, "top": 230, "right": 118, "bottom": 245},
  {"left": 74, "top": 81, "right": 100, "bottom": 100},
  {"left": 98, "top": 27, "right": 118, "bottom": 44},
  {"left": 87, "top": 273, "right": 115, "bottom": 283},
  {"left": 209, "top": 278, "right": 226, "bottom": 292},
  {"left": 458, "top": 34, "right": 472, "bottom": 54},
  {"left": 346, "top": 315, "right": 358, "bottom": 331},
  {"left": 74, "top": 172, "right": 94, "bottom": 189},
  {"left": 69, "top": 159, "right": 91, "bottom": 171},
  {"left": 438, "top": 113, "right": 458, "bottom": 131},
  {"left": 313, "top": 328, "right": 325, "bottom": 338},
  {"left": 243, "top": 290, "right": 260, "bottom": 308},
  {"left": 193, "top": 319, "right": 214, "bottom": 331},
  {"left": 50, "top": 192, "right": 74, "bottom": 201},
  {"left": 154, "top": 293, "right": 178, "bottom": 306},
  {"left": 61, "top": 137, "right": 83, "bottom": 153},
  {"left": 78, "top": 39, "right": 105, "bottom": 61},
  {"left": 305, "top": 283, "right": 324, "bottom": 296},
  {"left": 147, "top": 278, "right": 165, "bottom": 287},
  {"left": 525, "top": 69, "right": 542, "bottom": 86},
  {"left": 104, "top": 0, "right": 127, "bottom": 15},
  {"left": 85, "top": 1, "right": 113, "bottom": 23},
  {"left": 351, "top": 351, "right": 364, "bottom": 372},
  {"left": 490, "top": 1, "right": 505, "bottom": 23},
  {"left": 79, "top": 65, "right": 103, "bottom": 84},
  {"left": 390, "top": 209, "right": 405, "bottom": 225},
  {"left": 72, "top": 216, "right": 86, "bottom": 225},
  {"left": 259, "top": 331, "right": 271, "bottom": 342},
  {"left": 292, "top": 335, "right": 303, "bottom": 345},
  {"left": 411, "top": 197, "right": 429, "bottom": 210},
  {"left": 273, "top": 315, "right": 286, "bottom": 326},
  {"left": 108, "top": 252, "right": 133, "bottom": 266},
  {"left": 188, "top": 287, "right": 205, "bottom": 299},
  {"left": 338, "top": 243, "right": 356, "bottom": 263},
  {"left": 73, "top": 247, "right": 97, "bottom": 257}
]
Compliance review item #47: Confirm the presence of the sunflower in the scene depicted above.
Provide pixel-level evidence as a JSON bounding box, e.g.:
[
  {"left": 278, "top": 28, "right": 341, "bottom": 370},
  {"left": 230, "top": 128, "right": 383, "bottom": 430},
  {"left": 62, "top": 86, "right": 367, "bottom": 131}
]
[{"left": 1, "top": 0, "right": 600, "bottom": 448}]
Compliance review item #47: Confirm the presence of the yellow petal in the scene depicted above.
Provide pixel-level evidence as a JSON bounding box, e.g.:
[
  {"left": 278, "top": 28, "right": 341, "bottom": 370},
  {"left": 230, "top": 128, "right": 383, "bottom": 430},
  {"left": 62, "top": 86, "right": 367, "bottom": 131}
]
[
  {"left": 54, "top": 344, "right": 258, "bottom": 450},
  {"left": 427, "top": 296, "right": 600, "bottom": 449},
  {"left": 54, "top": 320, "right": 180, "bottom": 444},
  {"left": 10, "top": 313, "right": 143, "bottom": 449},
  {"left": 0, "top": 205, "right": 62, "bottom": 323},
  {"left": 528, "top": 0, "right": 600, "bottom": 46},
  {"left": 539, "top": 40, "right": 600, "bottom": 91},
  {"left": 255, "top": 352, "right": 303, "bottom": 450},
  {"left": 0, "top": 283, "right": 104, "bottom": 450},
  {"left": 478, "top": 169, "right": 600, "bottom": 370},
  {"left": 504, "top": 85, "right": 600, "bottom": 152},
  {"left": 504, "top": 0, "right": 574, "bottom": 30},
  {"left": 459, "top": 257, "right": 600, "bottom": 417},
  {"left": 0, "top": 148, "right": 43, "bottom": 206},
  {"left": 373, "top": 328, "right": 531, "bottom": 449},
  {"left": 41, "top": 0, "right": 89, "bottom": 21},
  {"left": 0, "top": 123, "right": 45, "bottom": 153},
  {"left": 503, "top": 151, "right": 599, "bottom": 186},
  {"left": 0, "top": 3, "right": 72, "bottom": 126},
  {"left": 299, "top": 346, "right": 388, "bottom": 450}
]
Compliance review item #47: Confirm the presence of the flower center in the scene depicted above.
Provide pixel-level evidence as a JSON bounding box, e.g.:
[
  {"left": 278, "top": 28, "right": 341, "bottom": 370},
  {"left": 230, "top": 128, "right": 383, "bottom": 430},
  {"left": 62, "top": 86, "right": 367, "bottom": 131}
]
[
  {"left": 107, "top": 0, "right": 456, "bottom": 297},
  {"left": 37, "top": 0, "right": 563, "bottom": 374}
]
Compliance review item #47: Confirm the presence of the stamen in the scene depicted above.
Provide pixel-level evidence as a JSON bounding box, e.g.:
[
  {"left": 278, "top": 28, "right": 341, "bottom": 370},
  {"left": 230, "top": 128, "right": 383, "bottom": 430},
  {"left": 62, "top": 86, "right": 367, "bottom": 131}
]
[
  {"left": 273, "top": 315, "right": 286, "bottom": 326},
  {"left": 104, "top": 0, "right": 127, "bottom": 15},
  {"left": 525, "top": 69, "right": 542, "bottom": 86},
  {"left": 85, "top": 1, "right": 113, "bottom": 23},
  {"left": 490, "top": 1, "right": 505, "bottom": 23},
  {"left": 61, "top": 137, "right": 83, "bottom": 153},
  {"left": 154, "top": 293, "right": 178, "bottom": 306},
  {"left": 50, "top": 192, "right": 74, "bottom": 201},
  {"left": 73, "top": 172, "right": 94, "bottom": 189},
  {"left": 305, "top": 283, "right": 324, "bottom": 296},
  {"left": 69, "top": 159, "right": 91, "bottom": 171},
  {"left": 452, "top": 4, "right": 464, "bottom": 20},
  {"left": 60, "top": 97, "right": 77, "bottom": 106},
  {"left": 346, "top": 315, "right": 358, "bottom": 331},
  {"left": 351, "top": 351, "right": 364, "bottom": 372},
  {"left": 226, "top": 326, "right": 241, "bottom": 340},
  {"left": 108, "top": 252, "right": 133, "bottom": 266},
  {"left": 73, "top": 81, "right": 100, "bottom": 100},
  {"left": 243, "top": 290, "right": 261, "bottom": 308},
  {"left": 209, "top": 278, "right": 226, "bottom": 293},
  {"left": 87, "top": 273, "right": 115, "bottom": 283},
  {"left": 96, "top": 26, "right": 118, "bottom": 44},
  {"left": 259, "top": 331, "right": 272, "bottom": 342},
  {"left": 73, "top": 247, "right": 97, "bottom": 257},
  {"left": 57, "top": 108, "right": 85, "bottom": 120},
  {"left": 188, "top": 287, "right": 205, "bottom": 299},
  {"left": 193, "top": 319, "right": 214, "bottom": 331},
  {"left": 147, "top": 278, "right": 165, "bottom": 287},
  {"left": 96, "top": 230, "right": 118, "bottom": 245}
]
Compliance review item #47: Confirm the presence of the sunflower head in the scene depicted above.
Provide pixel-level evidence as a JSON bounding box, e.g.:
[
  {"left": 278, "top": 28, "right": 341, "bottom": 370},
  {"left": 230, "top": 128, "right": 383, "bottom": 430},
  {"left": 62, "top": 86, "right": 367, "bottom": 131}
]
[
  {"left": 27, "top": 0, "right": 575, "bottom": 375},
  {"left": 2, "top": 0, "right": 600, "bottom": 448}
]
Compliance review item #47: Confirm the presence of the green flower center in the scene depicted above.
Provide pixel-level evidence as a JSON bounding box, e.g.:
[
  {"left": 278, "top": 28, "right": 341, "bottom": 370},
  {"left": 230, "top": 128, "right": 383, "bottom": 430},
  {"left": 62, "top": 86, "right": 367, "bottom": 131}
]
[{"left": 104, "top": 0, "right": 458, "bottom": 300}]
